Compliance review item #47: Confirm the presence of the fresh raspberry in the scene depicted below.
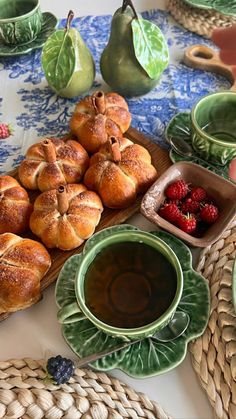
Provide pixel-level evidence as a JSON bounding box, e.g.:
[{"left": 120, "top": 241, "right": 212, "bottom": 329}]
[
  {"left": 0, "top": 123, "right": 13, "bottom": 139},
  {"left": 190, "top": 186, "right": 207, "bottom": 202},
  {"left": 177, "top": 213, "right": 197, "bottom": 234},
  {"left": 200, "top": 204, "right": 219, "bottom": 224},
  {"left": 166, "top": 198, "right": 180, "bottom": 207},
  {"left": 165, "top": 180, "right": 188, "bottom": 200},
  {"left": 158, "top": 202, "right": 181, "bottom": 224},
  {"left": 181, "top": 198, "right": 200, "bottom": 214}
]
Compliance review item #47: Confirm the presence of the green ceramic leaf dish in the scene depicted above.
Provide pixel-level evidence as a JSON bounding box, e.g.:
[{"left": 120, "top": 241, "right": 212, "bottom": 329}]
[
  {"left": 165, "top": 112, "right": 230, "bottom": 180},
  {"left": 131, "top": 18, "right": 169, "bottom": 79},
  {"left": 0, "top": 12, "right": 58, "bottom": 57},
  {"left": 183, "top": 0, "right": 236, "bottom": 16},
  {"left": 55, "top": 227, "right": 210, "bottom": 378},
  {"left": 41, "top": 27, "right": 76, "bottom": 92}
]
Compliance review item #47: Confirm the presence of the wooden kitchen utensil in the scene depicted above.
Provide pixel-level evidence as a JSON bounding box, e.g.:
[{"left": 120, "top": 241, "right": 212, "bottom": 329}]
[{"left": 184, "top": 44, "right": 236, "bottom": 91}]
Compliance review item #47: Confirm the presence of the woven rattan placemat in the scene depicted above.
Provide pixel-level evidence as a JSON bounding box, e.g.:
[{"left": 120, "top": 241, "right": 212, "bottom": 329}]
[
  {"left": 190, "top": 218, "right": 236, "bottom": 419},
  {"left": 168, "top": 0, "right": 236, "bottom": 38},
  {"left": 0, "top": 359, "right": 171, "bottom": 418},
  {"left": 2, "top": 221, "right": 236, "bottom": 418}
]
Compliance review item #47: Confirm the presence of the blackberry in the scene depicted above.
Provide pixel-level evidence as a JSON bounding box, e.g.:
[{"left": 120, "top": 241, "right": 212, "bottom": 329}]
[{"left": 46, "top": 355, "right": 75, "bottom": 385}]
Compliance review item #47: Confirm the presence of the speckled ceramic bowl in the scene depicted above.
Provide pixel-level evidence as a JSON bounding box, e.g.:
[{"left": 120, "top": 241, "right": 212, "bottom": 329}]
[{"left": 191, "top": 91, "right": 236, "bottom": 166}]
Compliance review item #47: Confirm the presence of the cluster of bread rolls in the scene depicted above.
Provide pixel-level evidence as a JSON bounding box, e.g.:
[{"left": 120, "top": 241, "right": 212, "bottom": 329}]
[
  {"left": 1, "top": 90, "right": 157, "bottom": 315},
  {"left": 70, "top": 90, "right": 157, "bottom": 208},
  {"left": 18, "top": 133, "right": 104, "bottom": 250},
  {"left": 0, "top": 175, "right": 52, "bottom": 314}
]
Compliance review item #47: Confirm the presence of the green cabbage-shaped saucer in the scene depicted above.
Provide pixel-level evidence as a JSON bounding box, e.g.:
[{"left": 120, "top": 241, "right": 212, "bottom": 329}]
[{"left": 55, "top": 226, "right": 210, "bottom": 378}]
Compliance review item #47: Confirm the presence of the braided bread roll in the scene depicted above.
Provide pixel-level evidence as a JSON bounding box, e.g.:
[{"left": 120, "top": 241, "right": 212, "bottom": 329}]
[
  {"left": 0, "top": 175, "right": 32, "bottom": 234},
  {"left": 30, "top": 184, "right": 103, "bottom": 250},
  {"left": 18, "top": 137, "right": 89, "bottom": 192},
  {"left": 84, "top": 136, "right": 158, "bottom": 209},
  {"left": 69, "top": 90, "right": 131, "bottom": 153},
  {"left": 0, "top": 233, "right": 51, "bottom": 313}
]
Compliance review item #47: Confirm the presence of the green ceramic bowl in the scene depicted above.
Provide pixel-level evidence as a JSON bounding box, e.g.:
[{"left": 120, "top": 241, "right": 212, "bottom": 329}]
[
  {"left": 57, "top": 225, "right": 183, "bottom": 340},
  {"left": 191, "top": 91, "right": 236, "bottom": 166},
  {"left": 0, "top": 0, "right": 43, "bottom": 45}
]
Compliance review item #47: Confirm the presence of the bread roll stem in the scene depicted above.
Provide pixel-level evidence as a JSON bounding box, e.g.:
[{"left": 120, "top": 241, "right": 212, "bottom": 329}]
[
  {"left": 42, "top": 139, "right": 57, "bottom": 163},
  {"left": 57, "top": 186, "right": 69, "bottom": 215},
  {"left": 93, "top": 91, "right": 106, "bottom": 114},
  {"left": 109, "top": 137, "right": 121, "bottom": 163}
]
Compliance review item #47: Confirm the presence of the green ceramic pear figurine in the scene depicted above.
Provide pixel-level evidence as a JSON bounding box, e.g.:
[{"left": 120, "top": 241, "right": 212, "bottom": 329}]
[
  {"left": 42, "top": 11, "right": 95, "bottom": 98},
  {"left": 100, "top": 0, "right": 169, "bottom": 96}
]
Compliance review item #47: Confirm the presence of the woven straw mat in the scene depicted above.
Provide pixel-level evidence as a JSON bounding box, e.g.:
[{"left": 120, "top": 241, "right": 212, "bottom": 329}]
[
  {"left": 190, "top": 217, "right": 236, "bottom": 419},
  {"left": 2, "top": 221, "right": 236, "bottom": 418},
  {"left": 167, "top": 0, "right": 236, "bottom": 38},
  {"left": 0, "top": 358, "right": 171, "bottom": 419}
]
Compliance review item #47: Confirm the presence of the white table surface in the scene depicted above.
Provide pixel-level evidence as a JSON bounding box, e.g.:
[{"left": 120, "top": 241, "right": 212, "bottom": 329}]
[{"left": 0, "top": 1, "right": 213, "bottom": 418}]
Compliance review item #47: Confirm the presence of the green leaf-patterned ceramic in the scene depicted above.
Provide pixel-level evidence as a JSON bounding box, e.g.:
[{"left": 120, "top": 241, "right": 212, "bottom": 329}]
[
  {"left": 42, "top": 11, "right": 95, "bottom": 98},
  {"left": 42, "top": 29, "right": 76, "bottom": 91},
  {"left": 165, "top": 112, "right": 230, "bottom": 180},
  {"left": 0, "top": 12, "right": 58, "bottom": 57},
  {"left": 55, "top": 228, "right": 210, "bottom": 378},
  {"left": 41, "top": 26, "right": 76, "bottom": 93},
  {"left": 183, "top": 0, "right": 236, "bottom": 17},
  {"left": 0, "top": 0, "right": 42, "bottom": 46},
  {"left": 131, "top": 18, "right": 169, "bottom": 80}
]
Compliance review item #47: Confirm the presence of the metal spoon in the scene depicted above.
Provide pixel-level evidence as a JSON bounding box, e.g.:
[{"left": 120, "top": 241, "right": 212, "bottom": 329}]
[
  {"left": 75, "top": 311, "right": 190, "bottom": 368},
  {"left": 151, "top": 311, "right": 190, "bottom": 342},
  {"left": 169, "top": 136, "right": 222, "bottom": 169}
]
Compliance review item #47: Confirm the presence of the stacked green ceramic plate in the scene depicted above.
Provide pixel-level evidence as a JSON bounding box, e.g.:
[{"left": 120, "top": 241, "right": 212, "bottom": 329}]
[
  {"left": 183, "top": 0, "right": 236, "bottom": 16},
  {"left": 168, "top": 0, "right": 236, "bottom": 38}
]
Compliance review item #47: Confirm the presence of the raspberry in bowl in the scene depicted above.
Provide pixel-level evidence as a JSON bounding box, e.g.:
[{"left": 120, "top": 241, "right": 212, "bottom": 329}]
[
  {"left": 157, "top": 179, "right": 219, "bottom": 238},
  {"left": 141, "top": 162, "right": 236, "bottom": 247}
]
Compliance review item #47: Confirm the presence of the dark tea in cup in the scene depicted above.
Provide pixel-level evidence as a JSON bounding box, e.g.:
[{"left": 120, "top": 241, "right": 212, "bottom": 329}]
[
  {"left": 57, "top": 227, "right": 183, "bottom": 339},
  {"left": 84, "top": 241, "right": 177, "bottom": 329}
]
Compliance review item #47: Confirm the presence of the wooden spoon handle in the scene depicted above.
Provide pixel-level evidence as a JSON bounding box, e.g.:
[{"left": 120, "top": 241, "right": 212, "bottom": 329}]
[{"left": 184, "top": 45, "right": 236, "bottom": 92}]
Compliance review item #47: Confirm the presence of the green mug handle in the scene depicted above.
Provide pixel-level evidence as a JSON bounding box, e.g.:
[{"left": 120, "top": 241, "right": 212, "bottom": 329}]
[{"left": 57, "top": 302, "right": 87, "bottom": 324}]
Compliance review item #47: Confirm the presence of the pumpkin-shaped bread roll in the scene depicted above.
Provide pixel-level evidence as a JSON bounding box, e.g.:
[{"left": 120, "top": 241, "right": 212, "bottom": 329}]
[
  {"left": 0, "top": 233, "right": 51, "bottom": 313},
  {"left": 69, "top": 90, "right": 131, "bottom": 153},
  {"left": 30, "top": 184, "right": 103, "bottom": 250},
  {"left": 0, "top": 175, "right": 32, "bottom": 234},
  {"left": 18, "top": 137, "right": 89, "bottom": 192},
  {"left": 84, "top": 136, "right": 158, "bottom": 209}
]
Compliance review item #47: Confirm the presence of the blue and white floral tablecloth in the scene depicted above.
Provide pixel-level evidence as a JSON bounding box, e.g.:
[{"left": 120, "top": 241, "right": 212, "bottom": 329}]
[{"left": 0, "top": 9, "right": 230, "bottom": 173}]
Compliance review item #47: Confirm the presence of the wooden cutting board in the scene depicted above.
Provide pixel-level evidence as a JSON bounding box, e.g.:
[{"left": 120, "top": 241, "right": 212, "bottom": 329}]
[{"left": 0, "top": 127, "right": 171, "bottom": 322}]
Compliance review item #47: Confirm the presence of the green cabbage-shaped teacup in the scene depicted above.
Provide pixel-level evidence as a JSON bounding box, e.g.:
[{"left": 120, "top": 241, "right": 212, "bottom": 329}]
[
  {"left": 56, "top": 225, "right": 183, "bottom": 341},
  {"left": 0, "top": 0, "right": 42, "bottom": 45}
]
